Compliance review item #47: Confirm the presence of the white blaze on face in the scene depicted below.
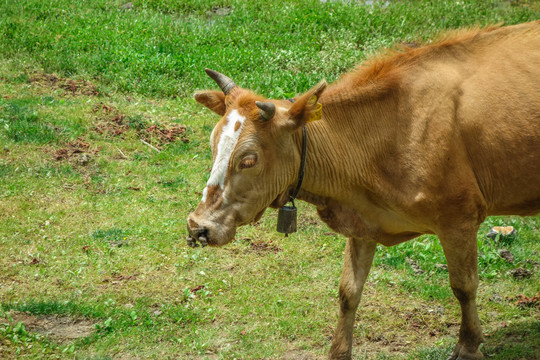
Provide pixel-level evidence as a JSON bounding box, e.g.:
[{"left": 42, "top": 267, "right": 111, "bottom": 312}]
[{"left": 201, "top": 109, "right": 245, "bottom": 203}]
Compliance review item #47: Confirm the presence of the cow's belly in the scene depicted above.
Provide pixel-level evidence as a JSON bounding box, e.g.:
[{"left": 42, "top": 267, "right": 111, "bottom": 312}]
[{"left": 316, "top": 199, "right": 432, "bottom": 246}]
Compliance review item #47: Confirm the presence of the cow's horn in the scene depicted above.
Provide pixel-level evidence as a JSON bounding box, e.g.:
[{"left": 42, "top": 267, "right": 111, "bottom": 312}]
[
  {"left": 255, "top": 101, "right": 275, "bottom": 121},
  {"left": 205, "top": 68, "right": 237, "bottom": 95}
]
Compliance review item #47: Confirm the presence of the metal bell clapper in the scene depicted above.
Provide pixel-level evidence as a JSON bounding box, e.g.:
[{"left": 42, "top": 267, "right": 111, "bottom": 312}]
[{"left": 277, "top": 204, "right": 297, "bottom": 235}]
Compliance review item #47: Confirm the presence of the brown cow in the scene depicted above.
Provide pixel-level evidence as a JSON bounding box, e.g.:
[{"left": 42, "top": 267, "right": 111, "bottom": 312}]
[{"left": 187, "top": 21, "right": 540, "bottom": 360}]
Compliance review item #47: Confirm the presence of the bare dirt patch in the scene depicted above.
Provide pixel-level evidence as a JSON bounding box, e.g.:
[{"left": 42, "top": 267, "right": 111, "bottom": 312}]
[
  {"left": 282, "top": 349, "right": 322, "bottom": 360},
  {"left": 511, "top": 292, "right": 540, "bottom": 309},
  {"left": 143, "top": 124, "right": 189, "bottom": 145},
  {"left": 93, "top": 103, "right": 130, "bottom": 136},
  {"left": 52, "top": 137, "right": 100, "bottom": 163},
  {"left": 244, "top": 239, "right": 282, "bottom": 254},
  {"left": 92, "top": 103, "right": 189, "bottom": 147},
  {"left": 29, "top": 73, "right": 99, "bottom": 96},
  {"left": 102, "top": 273, "right": 139, "bottom": 285},
  {"left": 509, "top": 267, "right": 533, "bottom": 280},
  {"left": 1, "top": 311, "right": 96, "bottom": 341}
]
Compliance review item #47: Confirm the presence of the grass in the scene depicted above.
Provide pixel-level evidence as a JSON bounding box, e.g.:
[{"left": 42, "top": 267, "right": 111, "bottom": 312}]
[{"left": 0, "top": 0, "right": 539, "bottom": 359}]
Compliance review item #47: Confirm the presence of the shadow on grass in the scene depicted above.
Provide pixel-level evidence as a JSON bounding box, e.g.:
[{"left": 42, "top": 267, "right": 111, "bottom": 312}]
[
  {"left": 483, "top": 319, "right": 540, "bottom": 360},
  {"left": 408, "top": 319, "right": 539, "bottom": 360}
]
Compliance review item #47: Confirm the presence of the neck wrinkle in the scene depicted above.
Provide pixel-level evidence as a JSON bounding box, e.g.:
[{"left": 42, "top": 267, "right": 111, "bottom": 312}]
[{"left": 296, "top": 98, "right": 397, "bottom": 208}]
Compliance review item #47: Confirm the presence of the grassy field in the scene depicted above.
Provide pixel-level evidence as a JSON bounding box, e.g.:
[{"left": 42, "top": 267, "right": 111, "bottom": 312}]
[{"left": 0, "top": 0, "right": 539, "bottom": 359}]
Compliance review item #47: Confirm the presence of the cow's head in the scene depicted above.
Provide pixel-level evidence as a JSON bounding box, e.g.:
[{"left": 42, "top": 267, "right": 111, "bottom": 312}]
[{"left": 186, "top": 69, "right": 326, "bottom": 247}]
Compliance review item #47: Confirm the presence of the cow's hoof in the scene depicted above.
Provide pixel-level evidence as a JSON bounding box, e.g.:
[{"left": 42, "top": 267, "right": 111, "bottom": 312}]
[
  {"left": 447, "top": 355, "right": 483, "bottom": 360},
  {"left": 447, "top": 350, "right": 483, "bottom": 360},
  {"left": 459, "top": 350, "right": 483, "bottom": 360},
  {"left": 447, "top": 344, "right": 483, "bottom": 360}
]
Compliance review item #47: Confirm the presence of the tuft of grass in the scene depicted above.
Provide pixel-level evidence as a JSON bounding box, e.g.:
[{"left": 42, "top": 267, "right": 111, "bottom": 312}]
[
  {"left": 92, "top": 228, "right": 129, "bottom": 242},
  {"left": 0, "top": 100, "right": 60, "bottom": 144}
]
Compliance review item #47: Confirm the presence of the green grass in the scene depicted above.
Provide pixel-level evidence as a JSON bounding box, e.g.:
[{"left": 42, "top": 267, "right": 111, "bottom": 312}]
[{"left": 0, "top": 0, "right": 539, "bottom": 359}]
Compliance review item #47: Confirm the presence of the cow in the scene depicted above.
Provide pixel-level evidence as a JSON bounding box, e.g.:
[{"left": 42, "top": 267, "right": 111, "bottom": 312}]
[{"left": 187, "top": 21, "right": 540, "bottom": 360}]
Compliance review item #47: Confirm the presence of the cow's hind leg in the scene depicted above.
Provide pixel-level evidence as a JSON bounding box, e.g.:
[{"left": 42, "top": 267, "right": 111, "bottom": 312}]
[
  {"left": 329, "top": 238, "right": 377, "bottom": 360},
  {"left": 439, "top": 229, "right": 485, "bottom": 360}
]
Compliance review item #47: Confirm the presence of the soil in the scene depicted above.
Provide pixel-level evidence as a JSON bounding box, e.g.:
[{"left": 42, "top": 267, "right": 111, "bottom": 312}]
[
  {"left": 282, "top": 349, "right": 322, "bottom": 360},
  {"left": 1, "top": 311, "right": 96, "bottom": 342},
  {"left": 509, "top": 267, "right": 533, "bottom": 280},
  {"left": 92, "top": 103, "right": 189, "bottom": 146},
  {"left": 53, "top": 137, "right": 100, "bottom": 162},
  {"left": 245, "top": 239, "right": 282, "bottom": 254},
  {"left": 512, "top": 292, "right": 540, "bottom": 309},
  {"left": 92, "top": 103, "right": 130, "bottom": 137},
  {"left": 29, "top": 73, "right": 99, "bottom": 96}
]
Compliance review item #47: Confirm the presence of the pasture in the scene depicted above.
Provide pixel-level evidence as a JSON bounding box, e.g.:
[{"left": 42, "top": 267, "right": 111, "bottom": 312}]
[{"left": 0, "top": 0, "right": 539, "bottom": 359}]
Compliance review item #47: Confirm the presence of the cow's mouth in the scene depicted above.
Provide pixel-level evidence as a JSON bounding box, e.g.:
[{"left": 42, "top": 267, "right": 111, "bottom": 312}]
[
  {"left": 186, "top": 207, "right": 267, "bottom": 249},
  {"left": 186, "top": 229, "right": 209, "bottom": 248}
]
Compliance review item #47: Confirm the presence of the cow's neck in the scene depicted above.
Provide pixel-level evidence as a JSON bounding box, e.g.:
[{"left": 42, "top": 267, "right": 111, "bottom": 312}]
[
  {"left": 296, "top": 96, "right": 397, "bottom": 201},
  {"left": 291, "top": 96, "right": 406, "bottom": 241}
]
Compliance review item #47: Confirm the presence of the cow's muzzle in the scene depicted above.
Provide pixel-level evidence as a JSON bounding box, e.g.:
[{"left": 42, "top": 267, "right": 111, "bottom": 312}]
[
  {"left": 186, "top": 233, "right": 208, "bottom": 248},
  {"left": 186, "top": 235, "right": 208, "bottom": 248},
  {"left": 186, "top": 217, "right": 209, "bottom": 248},
  {"left": 186, "top": 205, "right": 240, "bottom": 247}
]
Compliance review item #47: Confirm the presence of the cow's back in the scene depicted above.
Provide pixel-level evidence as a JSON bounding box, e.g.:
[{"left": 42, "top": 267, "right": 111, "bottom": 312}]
[
  {"left": 456, "top": 21, "right": 540, "bottom": 215},
  {"left": 394, "top": 22, "right": 540, "bottom": 218}
]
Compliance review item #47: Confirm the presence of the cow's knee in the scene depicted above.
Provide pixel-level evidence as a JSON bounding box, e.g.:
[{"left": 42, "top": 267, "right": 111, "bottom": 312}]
[
  {"left": 450, "top": 282, "right": 477, "bottom": 303},
  {"left": 339, "top": 284, "right": 362, "bottom": 314}
]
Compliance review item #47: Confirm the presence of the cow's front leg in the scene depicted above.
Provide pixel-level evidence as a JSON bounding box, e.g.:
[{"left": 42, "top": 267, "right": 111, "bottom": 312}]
[
  {"left": 329, "top": 238, "right": 377, "bottom": 360},
  {"left": 439, "top": 230, "right": 484, "bottom": 360}
]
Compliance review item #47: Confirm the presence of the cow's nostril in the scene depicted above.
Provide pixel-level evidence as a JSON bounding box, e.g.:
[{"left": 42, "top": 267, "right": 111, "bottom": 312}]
[
  {"left": 196, "top": 228, "right": 209, "bottom": 247},
  {"left": 197, "top": 228, "right": 209, "bottom": 238},
  {"left": 186, "top": 236, "right": 197, "bottom": 248},
  {"left": 186, "top": 218, "right": 210, "bottom": 248},
  {"left": 198, "top": 235, "right": 208, "bottom": 247}
]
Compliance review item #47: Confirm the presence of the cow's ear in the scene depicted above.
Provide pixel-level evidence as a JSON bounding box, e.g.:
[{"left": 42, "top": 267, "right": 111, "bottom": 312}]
[
  {"left": 194, "top": 90, "right": 226, "bottom": 116},
  {"left": 286, "top": 80, "right": 327, "bottom": 129}
]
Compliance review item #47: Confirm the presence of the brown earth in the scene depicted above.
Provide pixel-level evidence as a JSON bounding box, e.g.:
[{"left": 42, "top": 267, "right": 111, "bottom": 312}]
[
  {"left": 92, "top": 102, "right": 189, "bottom": 146},
  {"left": 1, "top": 311, "right": 96, "bottom": 342},
  {"left": 29, "top": 73, "right": 99, "bottom": 96}
]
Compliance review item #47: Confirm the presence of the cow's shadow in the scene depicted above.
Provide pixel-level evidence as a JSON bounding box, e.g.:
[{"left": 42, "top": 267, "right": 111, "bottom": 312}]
[{"left": 480, "top": 318, "right": 539, "bottom": 360}]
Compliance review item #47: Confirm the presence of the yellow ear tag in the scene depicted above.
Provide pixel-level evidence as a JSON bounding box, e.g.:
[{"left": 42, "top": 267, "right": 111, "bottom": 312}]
[{"left": 307, "top": 102, "right": 323, "bottom": 123}]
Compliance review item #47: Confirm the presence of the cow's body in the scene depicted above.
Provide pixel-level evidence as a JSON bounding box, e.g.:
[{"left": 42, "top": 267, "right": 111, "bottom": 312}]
[
  {"left": 302, "top": 22, "right": 540, "bottom": 245},
  {"left": 188, "top": 21, "right": 540, "bottom": 360}
]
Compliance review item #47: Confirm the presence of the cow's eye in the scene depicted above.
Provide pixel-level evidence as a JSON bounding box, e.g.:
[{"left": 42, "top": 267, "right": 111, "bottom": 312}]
[{"left": 239, "top": 154, "right": 257, "bottom": 169}]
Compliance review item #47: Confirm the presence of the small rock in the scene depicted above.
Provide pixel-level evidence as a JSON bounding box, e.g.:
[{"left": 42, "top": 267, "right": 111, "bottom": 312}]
[
  {"left": 486, "top": 226, "right": 518, "bottom": 242},
  {"left": 489, "top": 292, "right": 503, "bottom": 303},
  {"left": 509, "top": 267, "right": 533, "bottom": 280},
  {"left": 426, "top": 305, "right": 444, "bottom": 314},
  {"left": 120, "top": 2, "right": 133, "bottom": 10},
  {"left": 435, "top": 263, "right": 448, "bottom": 271},
  {"left": 406, "top": 258, "right": 425, "bottom": 275},
  {"left": 499, "top": 249, "right": 514, "bottom": 263},
  {"left": 207, "top": 6, "right": 232, "bottom": 16},
  {"left": 77, "top": 153, "right": 92, "bottom": 165}
]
